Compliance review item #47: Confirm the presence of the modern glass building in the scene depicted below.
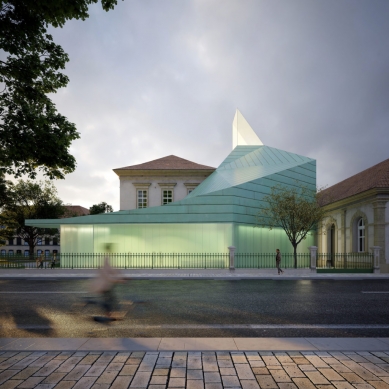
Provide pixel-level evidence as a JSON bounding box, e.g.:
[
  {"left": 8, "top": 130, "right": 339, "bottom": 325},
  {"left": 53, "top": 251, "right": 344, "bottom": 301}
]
[{"left": 26, "top": 110, "right": 316, "bottom": 259}]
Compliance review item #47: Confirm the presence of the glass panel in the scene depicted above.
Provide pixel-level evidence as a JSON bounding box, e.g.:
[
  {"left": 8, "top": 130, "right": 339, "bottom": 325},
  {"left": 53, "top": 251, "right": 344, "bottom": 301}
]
[
  {"left": 24, "top": 250, "right": 29, "bottom": 257},
  {"left": 37, "top": 238, "right": 42, "bottom": 246},
  {"left": 8, "top": 250, "right": 14, "bottom": 255}
]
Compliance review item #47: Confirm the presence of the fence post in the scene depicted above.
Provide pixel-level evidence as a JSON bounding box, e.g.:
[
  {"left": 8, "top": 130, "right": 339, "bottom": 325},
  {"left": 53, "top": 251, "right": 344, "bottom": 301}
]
[
  {"left": 371, "top": 246, "right": 381, "bottom": 274},
  {"left": 309, "top": 246, "right": 317, "bottom": 272},
  {"left": 228, "top": 246, "right": 236, "bottom": 270}
]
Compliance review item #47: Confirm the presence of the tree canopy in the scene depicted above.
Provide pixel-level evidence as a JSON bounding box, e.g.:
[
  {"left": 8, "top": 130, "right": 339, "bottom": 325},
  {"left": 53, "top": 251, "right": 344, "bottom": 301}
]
[
  {"left": 0, "top": 0, "right": 118, "bottom": 179},
  {"left": 0, "top": 180, "right": 66, "bottom": 254},
  {"left": 89, "top": 201, "right": 113, "bottom": 215},
  {"left": 257, "top": 183, "right": 327, "bottom": 268}
]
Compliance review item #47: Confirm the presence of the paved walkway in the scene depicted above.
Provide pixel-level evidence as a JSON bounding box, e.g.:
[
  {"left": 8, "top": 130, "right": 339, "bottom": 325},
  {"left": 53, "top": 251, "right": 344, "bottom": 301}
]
[
  {"left": 1, "top": 268, "right": 388, "bottom": 280},
  {"left": 1, "top": 346, "right": 389, "bottom": 389}
]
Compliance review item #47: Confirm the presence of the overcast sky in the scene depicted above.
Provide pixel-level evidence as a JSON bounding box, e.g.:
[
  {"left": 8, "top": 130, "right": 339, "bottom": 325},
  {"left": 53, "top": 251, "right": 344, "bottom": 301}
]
[{"left": 42, "top": 0, "right": 389, "bottom": 210}]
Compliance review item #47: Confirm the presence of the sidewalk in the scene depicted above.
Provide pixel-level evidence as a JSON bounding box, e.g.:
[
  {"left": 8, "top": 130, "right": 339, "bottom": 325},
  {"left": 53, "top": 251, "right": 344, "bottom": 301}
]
[
  {"left": 1, "top": 341, "right": 389, "bottom": 389},
  {"left": 1, "top": 268, "right": 389, "bottom": 279}
]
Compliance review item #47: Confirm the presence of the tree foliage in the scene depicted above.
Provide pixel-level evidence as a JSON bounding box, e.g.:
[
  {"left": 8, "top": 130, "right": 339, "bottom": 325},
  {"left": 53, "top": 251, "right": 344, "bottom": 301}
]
[
  {"left": 0, "top": 0, "right": 118, "bottom": 179},
  {"left": 0, "top": 180, "right": 66, "bottom": 254},
  {"left": 257, "top": 183, "right": 327, "bottom": 268},
  {"left": 89, "top": 201, "right": 113, "bottom": 215}
]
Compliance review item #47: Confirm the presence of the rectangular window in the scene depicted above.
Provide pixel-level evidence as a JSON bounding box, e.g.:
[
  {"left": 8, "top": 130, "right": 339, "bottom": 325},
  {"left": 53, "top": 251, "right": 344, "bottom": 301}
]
[
  {"left": 8, "top": 238, "right": 14, "bottom": 245},
  {"left": 16, "top": 250, "right": 21, "bottom": 255},
  {"left": 24, "top": 240, "right": 28, "bottom": 246},
  {"left": 8, "top": 250, "right": 14, "bottom": 256},
  {"left": 45, "top": 238, "right": 50, "bottom": 245},
  {"left": 45, "top": 250, "right": 50, "bottom": 257},
  {"left": 53, "top": 250, "right": 58, "bottom": 255},
  {"left": 137, "top": 190, "right": 148, "bottom": 209},
  {"left": 53, "top": 238, "right": 58, "bottom": 246},
  {"left": 0, "top": 249, "right": 5, "bottom": 256},
  {"left": 162, "top": 190, "right": 173, "bottom": 205},
  {"left": 37, "top": 249, "right": 42, "bottom": 256},
  {"left": 16, "top": 237, "right": 21, "bottom": 245},
  {"left": 37, "top": 238, "right": 42, "bottom": 246},
  {"left": 24, "top": 250, "right": 29, "bottom": 257}
]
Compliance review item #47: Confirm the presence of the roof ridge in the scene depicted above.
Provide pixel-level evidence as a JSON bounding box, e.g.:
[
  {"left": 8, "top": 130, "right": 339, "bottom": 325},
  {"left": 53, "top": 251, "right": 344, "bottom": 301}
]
[{"left": 114, "top": 155, "right": 216, "bottom": 171}]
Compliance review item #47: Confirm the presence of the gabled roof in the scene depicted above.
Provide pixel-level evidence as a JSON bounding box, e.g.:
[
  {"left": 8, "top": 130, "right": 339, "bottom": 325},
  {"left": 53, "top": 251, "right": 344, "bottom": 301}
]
[
  {"left": 114, "top": 155, "right": 215, "bottom": 171},
  {"left": 64, "top": 205, "right": 89, "bottom": 217},
  {"left": 321, "top": 158, "right": 389, "bottom": 206}
]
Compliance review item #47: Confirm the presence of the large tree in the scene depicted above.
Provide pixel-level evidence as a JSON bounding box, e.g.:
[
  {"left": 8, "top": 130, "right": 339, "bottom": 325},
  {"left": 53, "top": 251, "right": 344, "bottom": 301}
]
[
  {"left": 89, "top": 201, "right": 113, "bottom": 215},
  {"left": 0, "top": 0, "right": 118, "bottom": 179},
  {"left": 257, "top": 183, "right": 327, "bottom": 268},
  {"left": 0, "top": 180, "right": 66, "bottom": 256}
]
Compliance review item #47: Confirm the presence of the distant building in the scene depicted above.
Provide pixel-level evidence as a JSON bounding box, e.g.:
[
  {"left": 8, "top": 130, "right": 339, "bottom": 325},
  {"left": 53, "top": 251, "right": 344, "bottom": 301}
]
[
  {"left": 0, "top": 205, "right": 89, "bottom": 257},
  {"left": 318, "top": 159, "right": 389, "bottom": 272},
  {"left": 113, "top": 155, "right": 215, "bottom": 211}
]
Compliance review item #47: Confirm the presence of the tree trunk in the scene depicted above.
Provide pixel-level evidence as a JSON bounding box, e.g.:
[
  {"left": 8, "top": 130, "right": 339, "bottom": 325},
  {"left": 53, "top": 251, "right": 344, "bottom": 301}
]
[
  {"left": 293, "top": 244, "right": 298, "bottom": 269},
  {"left": 29, "top": 239, "right": 35, "bottom": 261}
]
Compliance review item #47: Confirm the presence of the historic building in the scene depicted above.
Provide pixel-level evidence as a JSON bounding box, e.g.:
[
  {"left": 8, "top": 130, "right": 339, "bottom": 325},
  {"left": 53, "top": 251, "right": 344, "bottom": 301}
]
[
  {"left": 318, "top": 159, "right": 389, "bottom": 272},
  {"left": 114, "top": 156, "right": 215, "bottom": 211},
  {"left": 0, "top": 205, "right": 89, "bottom": 257}
]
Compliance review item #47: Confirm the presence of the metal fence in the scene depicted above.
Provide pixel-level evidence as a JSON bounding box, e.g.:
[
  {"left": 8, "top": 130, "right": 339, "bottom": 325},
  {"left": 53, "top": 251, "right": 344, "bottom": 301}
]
[
  {"left": 316, "top": 253, "right": 374, "bottom": 270},
  {"left": 0, "top": 256, "right": 58, "bottom": 269},
  {"left": 235, "top": 253, "right": 311, "bottom": 269},
  {"left": 51, "top": 253, "right": 229, "bottom": 269},
  {"left": 0, "top": 252, "right": 375, "bottom": 270}
]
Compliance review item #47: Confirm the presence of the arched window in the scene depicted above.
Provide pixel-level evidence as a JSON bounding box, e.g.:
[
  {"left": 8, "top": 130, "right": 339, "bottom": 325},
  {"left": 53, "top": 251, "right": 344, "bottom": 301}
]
[{"left": 358, "top": 218, "right": 365, "bottom": 252}]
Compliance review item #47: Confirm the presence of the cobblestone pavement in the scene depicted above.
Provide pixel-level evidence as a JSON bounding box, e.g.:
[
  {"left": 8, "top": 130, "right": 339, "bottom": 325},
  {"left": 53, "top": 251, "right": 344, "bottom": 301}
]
[{"left": 1, "top": 350, "right": 389, "bottom": 389}]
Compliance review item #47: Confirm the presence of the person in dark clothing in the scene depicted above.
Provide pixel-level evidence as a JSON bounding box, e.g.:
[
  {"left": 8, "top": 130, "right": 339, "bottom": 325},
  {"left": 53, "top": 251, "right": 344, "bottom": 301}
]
[{"left": 276, "top": 249, "right": 284, "bottom": 275}]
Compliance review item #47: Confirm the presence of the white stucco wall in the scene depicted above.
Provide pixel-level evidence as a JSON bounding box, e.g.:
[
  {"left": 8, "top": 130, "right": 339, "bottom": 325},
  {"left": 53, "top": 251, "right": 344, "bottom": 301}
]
[
  {"left": 119, "top": 175, "right": 206, "bottom": 210},
  {"left": 320, "top": 202, "right": 375, "bottom": 254}
]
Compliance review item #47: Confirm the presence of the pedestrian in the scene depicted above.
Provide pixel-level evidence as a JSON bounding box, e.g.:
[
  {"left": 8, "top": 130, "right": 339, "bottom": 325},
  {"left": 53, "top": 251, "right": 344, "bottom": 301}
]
[
  {"left": 276, "top": 248, "right": 284, "bottom": 275},
  {"left": 89, "top": 243, "right": 124, "bottom": 320},
  {"left": 39, "top": 253, "right": 44, "bottom": 269},
  {"left": 50, "top": 253, "right": 56, "bottom": 269}
]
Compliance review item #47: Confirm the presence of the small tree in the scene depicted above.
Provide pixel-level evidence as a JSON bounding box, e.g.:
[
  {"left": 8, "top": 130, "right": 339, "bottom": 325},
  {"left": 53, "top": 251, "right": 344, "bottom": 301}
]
[
  {"left": 89, "top": 202, "right": 113, "bottom": 215},
  {"left": 257, "top": 183, "right": 327, "bottom": 268},
  {"left": 0, "top": 180, "right": 66, "bottom": 256}
]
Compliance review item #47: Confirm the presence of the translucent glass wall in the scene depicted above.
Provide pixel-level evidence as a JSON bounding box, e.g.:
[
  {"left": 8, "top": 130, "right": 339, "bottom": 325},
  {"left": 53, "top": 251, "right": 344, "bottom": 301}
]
[
  {"left": 61, "top": 223, "right": 233, "bottom": 254},
  {"left": 234, "top": 224, "right": 315, "bottom": 253},
  {"left": 61, "top": 223, "right": 314, "bottom": 255}
]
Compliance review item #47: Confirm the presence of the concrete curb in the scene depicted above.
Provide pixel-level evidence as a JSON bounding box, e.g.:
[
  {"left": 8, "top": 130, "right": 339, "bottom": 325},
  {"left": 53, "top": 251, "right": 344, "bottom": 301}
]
[{"left": 1, "top": 337, "right": 389, "bottom": 352}]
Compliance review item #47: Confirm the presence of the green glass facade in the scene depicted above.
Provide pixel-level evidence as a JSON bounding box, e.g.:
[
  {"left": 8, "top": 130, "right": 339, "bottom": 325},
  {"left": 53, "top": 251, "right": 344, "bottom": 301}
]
[{"left": 27, "top": 145, "right": 317, "bottom": 261}]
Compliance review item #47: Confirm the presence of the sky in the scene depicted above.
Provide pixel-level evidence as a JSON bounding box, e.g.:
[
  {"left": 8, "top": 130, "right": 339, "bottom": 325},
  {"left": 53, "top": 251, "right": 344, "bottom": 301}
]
[{"left": 37, "top": 0, "right": 389, "bottom": 210}]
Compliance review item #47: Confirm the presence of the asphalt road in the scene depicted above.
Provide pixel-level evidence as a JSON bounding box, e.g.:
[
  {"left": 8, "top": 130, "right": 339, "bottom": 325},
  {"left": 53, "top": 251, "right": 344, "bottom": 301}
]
[{"left": 1, "top": 278, "right": 389, "bottom": 338}]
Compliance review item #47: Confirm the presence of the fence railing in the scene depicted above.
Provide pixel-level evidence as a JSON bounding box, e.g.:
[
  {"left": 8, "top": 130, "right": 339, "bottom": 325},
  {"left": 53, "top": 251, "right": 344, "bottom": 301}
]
[
  {"left": 0, "top": 252, "right": 375, "bottom": 270},
  {"left": 235, "top": 253, "right": 310, "bottom": 269},
  {"left": 57, "top": 253, "right": 230, "bottom": 269},
  {"left": 316, "top": 253, "right": 374, "bottom": 269}
]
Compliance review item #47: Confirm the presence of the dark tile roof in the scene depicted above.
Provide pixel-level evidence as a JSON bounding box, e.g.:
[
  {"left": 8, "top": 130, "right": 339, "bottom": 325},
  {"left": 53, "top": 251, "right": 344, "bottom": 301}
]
[
  {"left": 64, "top": 205, "right": 90, "bottom": 217},
  {"left": 321, "top": 158, "right": 389, "bottom": 206},
  {"left": 114, "top": 155, "right": 216, "bottom": 171}
]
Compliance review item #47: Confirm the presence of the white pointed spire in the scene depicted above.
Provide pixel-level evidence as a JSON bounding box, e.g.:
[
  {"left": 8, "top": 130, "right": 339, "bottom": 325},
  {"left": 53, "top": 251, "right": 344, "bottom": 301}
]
[{"left": 232, "top": 109, "right": 263, "bottom": 149}]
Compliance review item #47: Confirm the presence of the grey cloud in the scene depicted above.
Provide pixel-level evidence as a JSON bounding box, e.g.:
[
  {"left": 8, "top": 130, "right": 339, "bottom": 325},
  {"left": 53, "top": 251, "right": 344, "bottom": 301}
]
[{"left": 40, "top": 0, "right": 389, "bottom": 209}]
